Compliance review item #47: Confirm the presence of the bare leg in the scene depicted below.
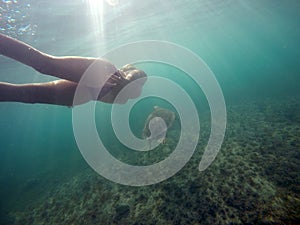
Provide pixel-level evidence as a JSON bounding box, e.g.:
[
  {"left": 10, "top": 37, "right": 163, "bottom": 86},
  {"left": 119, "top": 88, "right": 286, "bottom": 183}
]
[
  {"left": 0, "top": 34, "right": 147, "bottom": 106},
  {"left": 0, "top": 80, "right": 88, "bottom": 106},
  {"left": 0, "top": 33, "right": 98, "bottom": 83}
]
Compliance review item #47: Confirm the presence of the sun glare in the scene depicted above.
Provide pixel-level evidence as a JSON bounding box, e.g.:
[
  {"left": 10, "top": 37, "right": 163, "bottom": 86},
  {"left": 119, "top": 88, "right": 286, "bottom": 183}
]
[
  {"left": 105, "top": 0, "right": 119, "bottom": 6},
  {"left": 87, "top": 0, "right": 106, "bottom": 39},
  {"left": 86, "top": 0, "right": 120, "bottom": 54}
]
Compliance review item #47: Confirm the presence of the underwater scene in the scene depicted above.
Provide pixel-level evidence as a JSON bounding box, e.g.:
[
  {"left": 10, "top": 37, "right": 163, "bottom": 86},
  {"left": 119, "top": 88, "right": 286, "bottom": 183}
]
[{"left": 0, "top": 0, "right": 300, "bottom": 224}]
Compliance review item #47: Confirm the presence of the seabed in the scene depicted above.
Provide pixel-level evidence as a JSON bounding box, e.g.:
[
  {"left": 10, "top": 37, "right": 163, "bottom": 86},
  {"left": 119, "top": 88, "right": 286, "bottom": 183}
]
[{"left": 6, "top": 97, "right": 300, "bottom": 225}]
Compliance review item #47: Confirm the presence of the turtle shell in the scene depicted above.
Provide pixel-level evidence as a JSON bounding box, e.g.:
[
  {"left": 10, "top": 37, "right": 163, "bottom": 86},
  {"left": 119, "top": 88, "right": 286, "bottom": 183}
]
[{"left": 142, "top": 106, "right": 175, "bottom": 138}]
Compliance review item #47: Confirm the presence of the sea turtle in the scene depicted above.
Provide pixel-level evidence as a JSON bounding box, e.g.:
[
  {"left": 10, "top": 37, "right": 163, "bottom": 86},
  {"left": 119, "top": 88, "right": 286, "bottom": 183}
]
[{"left": 142, "top": 106, "right": 176, "bottom": 144}]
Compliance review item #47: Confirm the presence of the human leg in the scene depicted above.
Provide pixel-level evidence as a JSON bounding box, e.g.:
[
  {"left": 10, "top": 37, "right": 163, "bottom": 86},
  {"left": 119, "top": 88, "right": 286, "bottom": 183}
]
[
  {"left": 0, "top": 80, "right": 86, "bottom": 106},
  {"left": 0, "top": 33, "right": 97, "bottom": 83}
]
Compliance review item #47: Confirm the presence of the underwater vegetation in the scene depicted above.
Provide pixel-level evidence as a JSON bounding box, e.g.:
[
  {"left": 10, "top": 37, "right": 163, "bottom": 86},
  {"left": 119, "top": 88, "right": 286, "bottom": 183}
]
[{"left": 5, "top": 97, "right": 300, "bottom": 225}]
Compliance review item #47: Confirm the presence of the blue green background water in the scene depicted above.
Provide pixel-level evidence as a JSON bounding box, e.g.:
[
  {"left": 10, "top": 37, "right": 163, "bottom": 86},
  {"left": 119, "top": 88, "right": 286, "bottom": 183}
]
[{"left": 0, "top": 0, "right": 299, "bottom": 224}]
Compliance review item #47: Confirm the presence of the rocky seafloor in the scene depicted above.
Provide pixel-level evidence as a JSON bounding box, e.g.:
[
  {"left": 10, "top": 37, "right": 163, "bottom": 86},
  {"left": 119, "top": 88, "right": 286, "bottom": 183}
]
[{"left": 7, "top": 97, "right": 300, "bottom": 224}]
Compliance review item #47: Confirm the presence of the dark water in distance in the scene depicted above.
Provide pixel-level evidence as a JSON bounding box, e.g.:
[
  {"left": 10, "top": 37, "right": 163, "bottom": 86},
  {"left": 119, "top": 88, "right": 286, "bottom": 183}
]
[{"left": 0, "top": 0, "right": 299, "bottom": 224}]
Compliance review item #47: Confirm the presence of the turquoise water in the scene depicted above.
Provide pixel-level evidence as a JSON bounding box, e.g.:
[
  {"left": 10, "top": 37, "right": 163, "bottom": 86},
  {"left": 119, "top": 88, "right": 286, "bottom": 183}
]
[{"left": 0, "top": 0, "right": 300, "bottom": 224}]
